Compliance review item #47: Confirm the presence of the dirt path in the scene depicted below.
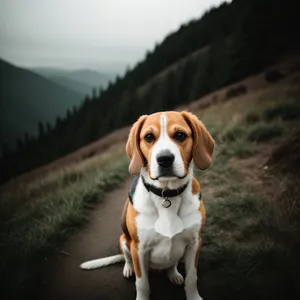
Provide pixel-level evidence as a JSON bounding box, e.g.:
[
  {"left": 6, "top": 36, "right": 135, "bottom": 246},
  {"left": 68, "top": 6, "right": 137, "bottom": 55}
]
[{"left": 31, "top": 178, "right": 187, "bottom": 300}]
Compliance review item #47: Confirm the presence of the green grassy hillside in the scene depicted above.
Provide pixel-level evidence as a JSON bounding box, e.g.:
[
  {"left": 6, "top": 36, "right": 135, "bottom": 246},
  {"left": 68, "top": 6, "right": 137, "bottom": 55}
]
[{"left": 0, "top": 59, "right": 83, "bottom": 148}]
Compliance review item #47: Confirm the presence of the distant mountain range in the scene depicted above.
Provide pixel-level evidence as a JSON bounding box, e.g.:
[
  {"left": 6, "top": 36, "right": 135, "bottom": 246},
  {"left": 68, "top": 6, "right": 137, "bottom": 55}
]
[
  {"left": 0, "top": 60, "right": 115, "bottom": 149},
  {"left": 44, "top": 75, "right": 92, "bottom": 96},
  {"left": 32, "top": 67, "right": 115, "bottom": 96}
]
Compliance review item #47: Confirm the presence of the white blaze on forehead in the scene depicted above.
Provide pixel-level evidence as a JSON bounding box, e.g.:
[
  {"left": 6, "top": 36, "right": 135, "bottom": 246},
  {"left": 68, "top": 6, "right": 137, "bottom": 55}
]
[{"left": 160, "top": 113, "right": 167, "bottom": 138}]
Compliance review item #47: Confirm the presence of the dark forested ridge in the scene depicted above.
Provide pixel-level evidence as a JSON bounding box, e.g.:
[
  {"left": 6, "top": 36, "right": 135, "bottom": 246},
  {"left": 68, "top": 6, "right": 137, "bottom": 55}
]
[
  {"left": 0, "top": 59, "right": 83, "bottom": 149},
  {"left": 1, "top": 0, "right": 299, "bottom": 183}
]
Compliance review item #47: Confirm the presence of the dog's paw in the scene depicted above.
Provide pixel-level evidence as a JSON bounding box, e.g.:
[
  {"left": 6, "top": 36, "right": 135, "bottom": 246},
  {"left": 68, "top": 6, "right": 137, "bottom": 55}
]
[
  {"left": 190, "top": 296, "right": 203, "bottom": 300},
  {"left": 123, "top": 262, "right": 134, "bottom": 278},
  {"left": 186, "top": 293, "right": 203, "bottom": 300},
  {"left": 167, "top": 268, "right": 184, "bottom": 285}
]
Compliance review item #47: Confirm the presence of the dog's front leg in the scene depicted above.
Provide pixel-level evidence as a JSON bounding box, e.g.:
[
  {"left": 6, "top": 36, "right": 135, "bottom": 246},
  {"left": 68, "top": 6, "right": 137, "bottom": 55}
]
[
  {"left": 131, "top": 242, "right": 150, "bottom": 300},
  {"left": 184, "top": 239, "right": 203, "bottom": 300}
]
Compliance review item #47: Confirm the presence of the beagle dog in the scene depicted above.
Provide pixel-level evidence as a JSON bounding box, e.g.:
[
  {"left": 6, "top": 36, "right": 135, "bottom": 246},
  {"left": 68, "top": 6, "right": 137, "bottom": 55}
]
[{"left": 80, "top": 111, "right": 214, "bottom": 300}]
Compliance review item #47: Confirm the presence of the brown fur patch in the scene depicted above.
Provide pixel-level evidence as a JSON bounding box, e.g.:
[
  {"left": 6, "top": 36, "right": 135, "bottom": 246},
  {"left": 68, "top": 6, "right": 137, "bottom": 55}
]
[
  {"left": 181, "top": 111, "right": 215, "bottom": 170},
  {"left": 121, "top": 199, "right": 130, "bottom": 241},
  {"left": 121, "top": 200, "right": 142, "bottom": 277},
  {"left": 131, "top": 242, "right": 142, "bottom": 278},
  {"left": 126, "top": 201, "right": 139, "bottom": 243},
  {"left": 199, "top": 200, "right": 206, "bottom": 228},
  {"left": 192, "top": 177, "right": 200, "bottom": 195},
  {"left": 126, "top": 115, "right": 148, "bottom": 175}
]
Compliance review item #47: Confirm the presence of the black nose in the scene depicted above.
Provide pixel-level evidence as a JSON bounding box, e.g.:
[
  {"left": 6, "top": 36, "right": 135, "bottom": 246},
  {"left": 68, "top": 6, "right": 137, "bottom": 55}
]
[{"left": 157, "top": 150, "right": 175, "bottom": 168}]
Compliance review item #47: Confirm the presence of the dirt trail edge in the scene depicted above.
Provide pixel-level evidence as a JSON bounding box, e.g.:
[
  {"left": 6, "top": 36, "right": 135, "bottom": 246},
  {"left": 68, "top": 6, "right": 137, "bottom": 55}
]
[{"left": 32, "top": 178, "right": 186, "bottom": 300}]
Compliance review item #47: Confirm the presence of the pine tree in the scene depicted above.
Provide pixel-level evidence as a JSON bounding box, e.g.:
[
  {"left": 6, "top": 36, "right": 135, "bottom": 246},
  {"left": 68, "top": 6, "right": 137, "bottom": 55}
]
[
  {"left": 1, "top": 143, "right": 11, "bottom": 157},
  {"left": 16, "top": 138, "right": 24, "bottom": 151},
  {"left": 56, "top": 116, "right": 62, "bottom": 127},
  {"left": 24, "top": 132, "right": 30, "bottom": 145},
  {"left": 188, "top": 51, "right": 214, "bottom": 102},
  {"left": 46, "top": 122, "right": 52, "bottom": 133},
  {"left": 164, "top": 72, "right": 178, "bottom": 108},
  {"left": 227, "top": 29, "right": 260, "bottom": 83},
  {"left": 72, "top": 105, "right": 78, "bottom": 115},
  {"left": 38, "top": 121, "right": 45, "bottom": 138},
  {"left": 66, "top": 109, "right": 71, "bottom": 119},
  {"left": 92, "top": 88, "right": 97, "bottom": 100},
  {"left": 99, "top": 87, "right": 104, "bottom": 98}
]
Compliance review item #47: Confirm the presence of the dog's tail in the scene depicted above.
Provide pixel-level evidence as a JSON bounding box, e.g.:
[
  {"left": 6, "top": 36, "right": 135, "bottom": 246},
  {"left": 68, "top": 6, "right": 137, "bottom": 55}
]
[{"left": 80, "top": 254, "right": 125, "bottom": 270}]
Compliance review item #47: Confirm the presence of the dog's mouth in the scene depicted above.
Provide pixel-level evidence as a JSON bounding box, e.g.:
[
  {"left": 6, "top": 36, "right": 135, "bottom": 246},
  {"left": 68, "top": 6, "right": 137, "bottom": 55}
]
[{"left": 150, "top": 172, "right": 186, "bottom": 181}]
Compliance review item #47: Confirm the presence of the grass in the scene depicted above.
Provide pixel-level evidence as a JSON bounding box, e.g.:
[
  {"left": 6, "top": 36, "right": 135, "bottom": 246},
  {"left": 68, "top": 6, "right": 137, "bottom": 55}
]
[
  {"left": 0, "top": 143, "right": 124, "bottom": 224},
  {"left": 219, "top": 122, "right": 247, "bottom": 142},
  {"left": 245, "top": 112, "right": 261, "bottom": 124},
  {"left": 263, "top": 102, "right": 300, "bottom": 121},
  {"left": 0, "top": 154, "right": 129, "bottom": 298},
  {"left": 246, "top": 123, "right": 284, "bottom": 142},
  {"left": 194, "top": 83, "right": 300, "bottom": 300}
]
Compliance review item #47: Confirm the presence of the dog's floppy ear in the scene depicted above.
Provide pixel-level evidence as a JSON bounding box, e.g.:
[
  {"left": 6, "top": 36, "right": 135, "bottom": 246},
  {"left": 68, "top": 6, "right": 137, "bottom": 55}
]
[
  {"left": 126, "top": 115, "right": 148, "bottom": 175},
  {"left": 181, "top": 111, "right": 215, "bottom": 170}
]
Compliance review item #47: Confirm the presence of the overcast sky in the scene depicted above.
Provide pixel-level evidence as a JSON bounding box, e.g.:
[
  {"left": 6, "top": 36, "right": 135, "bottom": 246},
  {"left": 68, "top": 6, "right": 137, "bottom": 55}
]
[{"left": 0, "top": 0, "right": 228, "bottom": 73}]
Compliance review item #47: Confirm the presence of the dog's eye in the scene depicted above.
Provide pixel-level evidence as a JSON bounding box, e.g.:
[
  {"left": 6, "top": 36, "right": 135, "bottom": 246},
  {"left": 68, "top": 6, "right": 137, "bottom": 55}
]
[
  {"left": 173, "top": 131, "right": 187, "bottom": 143},
  {"left": 144, "top": 133, "right": 155, "bottom": 143}
]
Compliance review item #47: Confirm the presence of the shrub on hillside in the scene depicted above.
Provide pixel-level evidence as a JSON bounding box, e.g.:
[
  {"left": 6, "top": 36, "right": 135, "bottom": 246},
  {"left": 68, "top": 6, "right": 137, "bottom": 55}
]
[
  {"left": 245, "top": 112, "right": 260, "bottom": 124},
  {"left": 220, "top": 123, "right": 247, "bottom": 141},
  {"left": 226, "top": 85, "right": 247, "bottom": 99},
  {"left": 263, "top": 103, "right": 300, "bottom": 121},
  {"left": 247, "top": 123, "right": 284, "bottom": 142},
  {"left": 289, "top": 61, "right": 300, "bottom": 74},
  {"left": 264, "top": 69, "right": 285, "bottom": 83}
]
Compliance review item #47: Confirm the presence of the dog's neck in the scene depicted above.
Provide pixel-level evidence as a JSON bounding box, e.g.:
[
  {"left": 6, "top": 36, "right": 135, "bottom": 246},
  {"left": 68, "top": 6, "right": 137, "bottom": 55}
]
[
  {"left": 140, "top": 162, "right": 194, "bottom": 189},
  {"left": 139, "top": 163, "right": 194, "bottom": 238}
]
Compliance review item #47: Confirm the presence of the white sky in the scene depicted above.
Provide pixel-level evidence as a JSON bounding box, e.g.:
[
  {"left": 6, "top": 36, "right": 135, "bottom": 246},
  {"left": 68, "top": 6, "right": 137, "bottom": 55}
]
[{"left": 0, "top": 0, "right": 229, "bottom": 73}]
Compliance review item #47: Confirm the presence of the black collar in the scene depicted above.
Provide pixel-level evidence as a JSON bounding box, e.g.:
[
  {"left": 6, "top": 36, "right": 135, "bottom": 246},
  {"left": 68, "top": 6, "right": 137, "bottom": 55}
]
[{"left": 141, "top": 176, "right": 188, "bottom": 198}]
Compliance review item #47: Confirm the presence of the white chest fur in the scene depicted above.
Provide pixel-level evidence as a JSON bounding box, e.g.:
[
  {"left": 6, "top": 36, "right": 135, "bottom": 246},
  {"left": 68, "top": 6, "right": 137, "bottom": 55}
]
[{"left": 133, "top": 178, "right": 202, "bottom": 270}]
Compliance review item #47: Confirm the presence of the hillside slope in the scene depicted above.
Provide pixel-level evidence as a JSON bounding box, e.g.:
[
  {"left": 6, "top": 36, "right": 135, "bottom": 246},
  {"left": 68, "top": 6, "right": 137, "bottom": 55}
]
[
  {"left": 2, "top": 60, "right": 298, "bottom": 189},
  {"left": 0, "top": 59, "right": 83, "bottom": 148}
]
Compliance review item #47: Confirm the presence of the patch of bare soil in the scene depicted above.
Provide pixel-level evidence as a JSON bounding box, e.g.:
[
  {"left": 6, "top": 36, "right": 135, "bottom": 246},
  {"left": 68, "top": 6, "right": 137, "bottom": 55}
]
[
  {"left": 228, "top": 141, "right": 281, "bottom": 199},
  {"left": 266, "top": 130, "right": 300, "bottom": 175},
  {"left": 229, "top": 131, "right": 300, "bottom": 206}
]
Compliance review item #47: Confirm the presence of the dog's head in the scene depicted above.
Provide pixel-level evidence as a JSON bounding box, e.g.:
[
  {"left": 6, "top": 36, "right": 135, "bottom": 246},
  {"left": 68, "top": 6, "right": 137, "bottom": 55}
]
[{"left": 126, "top": 111, "right": 214, "bottom": 180}]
